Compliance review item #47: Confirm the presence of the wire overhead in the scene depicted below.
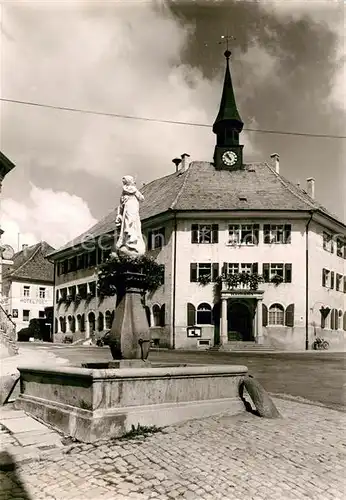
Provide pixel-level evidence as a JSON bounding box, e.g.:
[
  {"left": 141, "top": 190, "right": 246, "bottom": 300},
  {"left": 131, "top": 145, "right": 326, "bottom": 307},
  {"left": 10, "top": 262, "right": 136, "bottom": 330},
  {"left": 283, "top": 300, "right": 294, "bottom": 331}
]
[{"left": 1, "top": 97, "right": 345, "bottom": 139}]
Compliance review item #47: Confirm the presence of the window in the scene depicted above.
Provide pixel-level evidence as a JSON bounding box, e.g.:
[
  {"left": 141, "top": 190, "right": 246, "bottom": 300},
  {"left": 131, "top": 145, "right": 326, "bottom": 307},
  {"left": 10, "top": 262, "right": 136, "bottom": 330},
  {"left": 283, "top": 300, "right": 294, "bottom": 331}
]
[
  {"left": 152, "top": 305, "right": 161, "bottom": 326},
  {"left": 224, "top": 263, "right": 258, "bottom": 275},
  {"left": 268, "top": 304, "right": 284, "bottom": 325},
  {"left": 263, "top": 263, "right": 292, "bottom": 283},
  {"left": 39, "top": 311, "right": 45, "bottom": 318},
  {"left": 12, "top": 309, "right": 18, "bottom": 318},
  {"left": 190, "top": 263, "right": 219, "bottom": 282},
  {"left": 343, "top": 312, "right": 346, "bottom": 331},
  {"left": 68, "top": 286, "right": 76, "bottom": 299},
  {"left": 77, "top": 283, "right": 88, "bottom": 299},
  {"left": 76, "top": 254, "right": 85, "bottom": 270},
  {"left": 344, "top": 277, "right": 346, "bottom": 294},
  {"left": 228, "top": 224, "right": 259, "bottom": 245},
  {"left": 23, "top": 286, "right": 30, "bottom": 297},
  {"left": 68, "top": 257, "right": 77, "bottom": 272},
  {"left": 336, "top": 274, "right": 342, "bottom": 292},
  {"left": 323, "top": 232, "right": 334, "bottom": 253},
  {"left": 322, "top": 269, "right": 334, "bottom": 288},
  {"left": 241, "top": 263, "right": 253, "bottom": 274},
  {"left": 263, "top": 224, "right": 291, "bottom": 244},
  {"left": 148, "top": 228, "right": 165, "bottom": 250},
  {"left": 23, "top": 310, "right": 30, "bottom": 322},
  {"left": 105, "top": 310, "right": 113, "bottom": 329},
  {"left": 336, "top": 238, "right": 344, "bottom": 258},
  {"left": 39, "top": 287, "right": 46, "bottom": 299},
  {"left": 226, "top": 263, "right": 239, "bottom": 275},
  {"left": 191, "top": 224, "right": 218, "bottom": 244},
  {"left": 196, "top": 303, "right": 212, "bottom": 325}
]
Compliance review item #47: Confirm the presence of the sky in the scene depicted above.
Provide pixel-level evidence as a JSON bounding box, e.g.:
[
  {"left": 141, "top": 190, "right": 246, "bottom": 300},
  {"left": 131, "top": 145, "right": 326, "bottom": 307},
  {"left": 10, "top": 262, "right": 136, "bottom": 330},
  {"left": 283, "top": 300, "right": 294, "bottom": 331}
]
[{"left": 0, "top": 0, "right": 345, "bottom": 252}]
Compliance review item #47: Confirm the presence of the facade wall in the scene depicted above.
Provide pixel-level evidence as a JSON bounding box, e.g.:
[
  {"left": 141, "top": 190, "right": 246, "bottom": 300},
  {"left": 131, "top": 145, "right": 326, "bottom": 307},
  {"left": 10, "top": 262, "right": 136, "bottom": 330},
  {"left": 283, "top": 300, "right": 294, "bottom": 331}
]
[
  {"left": 172, "top": 217, "right": 308, "bottom": 349},
  {"left": 8, "top": 280, "right": 53, "bottom": 333},
  {"left": 52, "top": 215, "right": 346, "bottom": 351}
]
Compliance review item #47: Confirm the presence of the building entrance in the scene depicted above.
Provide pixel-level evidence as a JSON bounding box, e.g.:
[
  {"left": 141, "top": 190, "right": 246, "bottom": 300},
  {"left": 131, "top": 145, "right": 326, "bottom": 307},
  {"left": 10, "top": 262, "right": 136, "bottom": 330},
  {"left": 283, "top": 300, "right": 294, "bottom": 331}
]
[{"left": 227, "top": 301, "right": 254, "bottom": 341}]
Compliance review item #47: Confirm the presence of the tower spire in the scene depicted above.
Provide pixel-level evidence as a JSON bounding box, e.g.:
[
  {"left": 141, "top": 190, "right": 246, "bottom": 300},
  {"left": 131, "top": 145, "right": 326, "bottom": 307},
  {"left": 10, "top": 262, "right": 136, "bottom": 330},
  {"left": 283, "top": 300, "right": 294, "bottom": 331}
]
[
  {"left": 213, "top": 49, "right": 243, "bottom": 135},
  {"left": 212, "top": 45, "right": 244, "bottom": 171}
]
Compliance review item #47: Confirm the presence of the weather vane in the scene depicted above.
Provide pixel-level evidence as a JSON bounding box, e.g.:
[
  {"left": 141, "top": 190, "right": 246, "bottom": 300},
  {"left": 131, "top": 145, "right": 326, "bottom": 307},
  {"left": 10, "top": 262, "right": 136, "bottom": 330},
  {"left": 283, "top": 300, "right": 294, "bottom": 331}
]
[
  {"left": 204, "top": 32, "right": 236, "bottom": 59},
  {"left": 218, "top": 34, "right": 236, "bottom": 52}
]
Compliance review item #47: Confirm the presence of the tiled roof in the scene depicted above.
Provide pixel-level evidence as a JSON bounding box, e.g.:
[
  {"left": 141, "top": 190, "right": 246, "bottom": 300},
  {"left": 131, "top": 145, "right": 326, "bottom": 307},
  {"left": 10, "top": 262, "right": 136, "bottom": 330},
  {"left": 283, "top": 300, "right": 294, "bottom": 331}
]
[
  {"left": 48, "top": 161, "right": 345, "bottom": 257},
  {"left": 3, "top": 241, "right": 55, "bottom": 283}
]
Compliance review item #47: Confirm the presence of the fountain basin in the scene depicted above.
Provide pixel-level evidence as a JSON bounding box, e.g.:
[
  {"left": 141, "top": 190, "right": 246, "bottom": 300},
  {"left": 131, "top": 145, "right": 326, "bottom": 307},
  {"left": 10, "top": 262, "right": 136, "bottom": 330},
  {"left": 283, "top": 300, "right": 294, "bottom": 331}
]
[{"left": 15, "top": 364, "right": 248, "bottom": 442}]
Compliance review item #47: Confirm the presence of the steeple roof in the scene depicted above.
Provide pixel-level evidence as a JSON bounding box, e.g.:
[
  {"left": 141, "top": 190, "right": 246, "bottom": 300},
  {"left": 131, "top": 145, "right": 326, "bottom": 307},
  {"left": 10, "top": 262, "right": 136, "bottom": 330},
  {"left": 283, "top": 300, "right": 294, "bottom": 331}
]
[{"left": 213, "top": 50, "right": 243, "bottom": 133}]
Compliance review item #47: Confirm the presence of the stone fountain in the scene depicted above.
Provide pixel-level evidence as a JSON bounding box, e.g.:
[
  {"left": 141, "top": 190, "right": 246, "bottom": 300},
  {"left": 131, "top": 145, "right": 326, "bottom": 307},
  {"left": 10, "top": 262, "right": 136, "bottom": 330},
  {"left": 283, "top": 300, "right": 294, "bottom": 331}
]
[{"left": 14, "top": 175, "right": 248, "bottom": 442}]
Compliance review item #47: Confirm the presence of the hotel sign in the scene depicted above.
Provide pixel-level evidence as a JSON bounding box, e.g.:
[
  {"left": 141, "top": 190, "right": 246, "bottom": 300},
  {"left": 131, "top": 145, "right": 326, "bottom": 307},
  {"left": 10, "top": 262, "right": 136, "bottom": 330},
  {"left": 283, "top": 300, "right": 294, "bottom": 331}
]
[{"left": 20, "top": 298, "right": 49, "bottom": 305}]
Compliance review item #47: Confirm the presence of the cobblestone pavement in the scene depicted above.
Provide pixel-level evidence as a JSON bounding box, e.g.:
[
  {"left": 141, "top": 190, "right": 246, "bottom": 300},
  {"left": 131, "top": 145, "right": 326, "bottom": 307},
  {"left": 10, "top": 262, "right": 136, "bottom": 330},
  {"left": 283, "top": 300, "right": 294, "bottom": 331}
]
[{"left": 1, "top": 398, "right": 345, "bottom": 500}]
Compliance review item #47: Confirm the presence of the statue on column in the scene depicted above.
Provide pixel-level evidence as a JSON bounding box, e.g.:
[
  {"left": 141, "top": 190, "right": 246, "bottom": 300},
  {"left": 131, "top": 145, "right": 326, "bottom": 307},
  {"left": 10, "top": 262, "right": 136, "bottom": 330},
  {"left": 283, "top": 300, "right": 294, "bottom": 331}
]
[
  {"left": 115, "top": 176, "right": 145, "bottom": 257},
  {"left": 109, "top": 175, "right": 151, "bottom": 361}
]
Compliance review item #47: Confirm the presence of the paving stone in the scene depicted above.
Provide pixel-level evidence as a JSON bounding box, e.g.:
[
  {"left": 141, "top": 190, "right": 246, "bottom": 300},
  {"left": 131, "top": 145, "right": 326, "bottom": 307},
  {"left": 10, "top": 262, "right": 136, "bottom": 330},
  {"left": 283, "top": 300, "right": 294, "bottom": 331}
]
[{"left": 0, "top": 398, "right": 345, "bottom": 499}]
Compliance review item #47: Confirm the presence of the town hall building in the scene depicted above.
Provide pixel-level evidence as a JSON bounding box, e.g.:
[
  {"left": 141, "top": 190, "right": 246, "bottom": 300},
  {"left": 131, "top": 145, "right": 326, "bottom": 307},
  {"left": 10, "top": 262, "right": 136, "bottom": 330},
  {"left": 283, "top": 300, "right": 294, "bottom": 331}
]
[{"left": 47, "top": 50, "right": 346, "bottom": 351}]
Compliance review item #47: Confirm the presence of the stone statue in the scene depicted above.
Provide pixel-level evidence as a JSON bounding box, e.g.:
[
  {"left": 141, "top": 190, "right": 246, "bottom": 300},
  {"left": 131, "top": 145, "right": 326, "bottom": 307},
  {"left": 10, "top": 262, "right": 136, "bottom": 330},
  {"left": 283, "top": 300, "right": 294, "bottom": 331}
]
[{"left": 115, "top": 175, "right": 145, "bottom": 257}]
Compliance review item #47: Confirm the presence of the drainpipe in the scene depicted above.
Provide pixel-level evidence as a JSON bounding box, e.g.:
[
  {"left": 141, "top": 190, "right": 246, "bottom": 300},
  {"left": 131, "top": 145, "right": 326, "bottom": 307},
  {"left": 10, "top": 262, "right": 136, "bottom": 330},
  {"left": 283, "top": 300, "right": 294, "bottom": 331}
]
[
  {"left": 172, "top": 212, "right": 177, "bottom": 349},
  {"left": 305, "top": 211, "right": 315, "bottom": 350},
  {"left": 52, "top": 260, "right": 56, "bottom": 342}
]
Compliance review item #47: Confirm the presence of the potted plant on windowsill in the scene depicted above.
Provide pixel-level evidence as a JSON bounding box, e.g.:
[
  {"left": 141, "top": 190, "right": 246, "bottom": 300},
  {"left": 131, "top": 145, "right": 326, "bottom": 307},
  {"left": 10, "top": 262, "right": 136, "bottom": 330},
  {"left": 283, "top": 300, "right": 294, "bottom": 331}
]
[
  {"left": 65, "top": 295, "right": 73, "bottom": 305},
  {"left": 270, "top": 274, "right": 283, "bottom": 286},
  {"left": 74, "top": 294, "right": 82, "bottom": 304}
]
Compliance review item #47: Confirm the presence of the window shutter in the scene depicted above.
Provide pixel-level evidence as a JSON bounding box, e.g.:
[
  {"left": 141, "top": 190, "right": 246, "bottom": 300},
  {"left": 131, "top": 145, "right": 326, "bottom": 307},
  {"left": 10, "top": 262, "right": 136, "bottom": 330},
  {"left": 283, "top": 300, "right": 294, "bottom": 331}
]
[
  {"left": 330, "top": 309, "right": 335, "bottom": 330},
  {"left": 262, "top": 304, "right": 268, "bottom": 326},
  {"left": 263, "top": 225, "right": 270, "bottom": 244},
  {"left": 252, "top": 262, "right": 258, "bottom": 274},
  {"left": 331, "top": 271, "right": 334, "bottom": 289},
  {"left": 253, "top": 224, "right": 259, "bottom": 245},
  {"left": 145, "top": 306, "right": 151, "bottom": 327},
  {"left": 285, "top": 303, "right": 295, "bottom": 327},
  {"left": 322, "top": 268, "right": 326, "bottom": 287},
  {"left": 284, "top": 264, "right": 292, "bottom": 283},
  {"left": 160, "top": 304, "right": 165, "bottom": 327},
  {"left": 284, "top": 224, "right": 291, "bottom": 244},
  {"left": 222, "top": 262, "right": 227, "bottom": 276},
  {"left": 212, "top": 263, "right": 219, "bottom": 281},
  {"left": 147, "top": 231, "right": 153, "bottom": 251},
  {"left": 187, "top": 303, "right": 195, "bottom": 326},
  {"left": 191, "top": 224, "right": 198, "bottom": 244},
  {"left": 190, "top": 263, "right": 197, "bottom": 282},
  {"left": 263, "top": 264, "right": 270, "bottom": 282},
  {"left": 212, "top": 224, "right": 219, "bottom": 243}
]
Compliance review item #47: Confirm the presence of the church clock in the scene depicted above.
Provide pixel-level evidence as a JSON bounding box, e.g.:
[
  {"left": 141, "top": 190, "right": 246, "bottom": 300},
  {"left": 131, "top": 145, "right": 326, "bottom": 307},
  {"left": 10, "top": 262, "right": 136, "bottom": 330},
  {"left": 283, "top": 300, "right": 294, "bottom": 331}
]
[{"left": 212, "top": 50, "right": 244, "bottom": 171}]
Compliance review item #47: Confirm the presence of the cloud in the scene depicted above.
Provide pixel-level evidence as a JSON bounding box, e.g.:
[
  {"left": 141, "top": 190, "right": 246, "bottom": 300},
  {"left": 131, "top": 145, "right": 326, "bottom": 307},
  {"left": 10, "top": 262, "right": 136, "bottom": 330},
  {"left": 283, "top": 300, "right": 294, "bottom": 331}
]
[
  {"left": 0, "top": 0, "right": 257, "bottom": 188},
  {"left": 1, "top": 185, "right": 97, "bottom": 250}
]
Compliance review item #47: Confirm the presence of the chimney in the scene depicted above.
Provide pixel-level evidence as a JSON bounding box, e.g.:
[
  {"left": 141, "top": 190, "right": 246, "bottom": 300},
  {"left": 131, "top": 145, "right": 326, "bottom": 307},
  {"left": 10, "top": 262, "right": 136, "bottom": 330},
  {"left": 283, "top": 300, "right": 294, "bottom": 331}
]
[
  {"left": 172, "top": 158, "right": 182, "bottom": 172},
  {"left": 270, "top": 153, "right": 280, "bottom": 174},
  {"left": 22, "top": 244, "right": 28, "bottom": 251},
  {"left": 180, "top": 153, "right": 190, "bottom": 172},
  {"left": 306, "top": 177, "right": 315, "bottom": 199}
]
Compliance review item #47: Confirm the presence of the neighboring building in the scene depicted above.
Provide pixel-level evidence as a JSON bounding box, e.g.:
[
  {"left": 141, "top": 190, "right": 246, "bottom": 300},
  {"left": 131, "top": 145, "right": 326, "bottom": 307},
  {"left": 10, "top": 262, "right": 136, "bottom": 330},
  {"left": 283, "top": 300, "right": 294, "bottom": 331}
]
[
  {"left": 0, "top": 151, "right": 15, "bottom": 302},
  {"left": 0, "top": 151, "right": 17, "bottom": 356},
  {"left": 47, "top": 51, "right": 346, "bottom": 350},
  {"left": 2, "top": 242, "right": 55, "bottom": 336}
]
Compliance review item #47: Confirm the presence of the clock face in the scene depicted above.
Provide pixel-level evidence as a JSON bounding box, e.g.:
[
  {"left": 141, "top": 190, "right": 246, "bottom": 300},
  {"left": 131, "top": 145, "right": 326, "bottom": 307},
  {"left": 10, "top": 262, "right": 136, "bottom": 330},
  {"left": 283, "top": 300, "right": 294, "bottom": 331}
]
[
  {"left": 1, "top": 244, "right": 14, "bottom": 260},
  {"left": 222, "top": 151, "right": 238, "bottom": 166}
]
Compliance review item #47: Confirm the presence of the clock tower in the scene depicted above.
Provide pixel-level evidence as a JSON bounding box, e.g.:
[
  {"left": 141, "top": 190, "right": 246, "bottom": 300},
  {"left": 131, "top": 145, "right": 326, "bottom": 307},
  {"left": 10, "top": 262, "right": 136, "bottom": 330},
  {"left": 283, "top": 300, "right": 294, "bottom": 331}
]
[{"left": 213, "top": 50, "right": 244, "bottom": 171}]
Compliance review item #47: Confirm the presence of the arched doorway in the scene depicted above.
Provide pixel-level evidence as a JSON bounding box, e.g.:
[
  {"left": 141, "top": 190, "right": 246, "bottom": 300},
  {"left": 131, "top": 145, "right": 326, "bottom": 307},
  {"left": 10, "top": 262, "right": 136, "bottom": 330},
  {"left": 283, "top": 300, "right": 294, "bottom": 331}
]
[
  {"left": 228, "top": 301, "right": 253, "bottom": 341},
  {"left": 88, "top": 312, "right": 95, "bottom": 338}
]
